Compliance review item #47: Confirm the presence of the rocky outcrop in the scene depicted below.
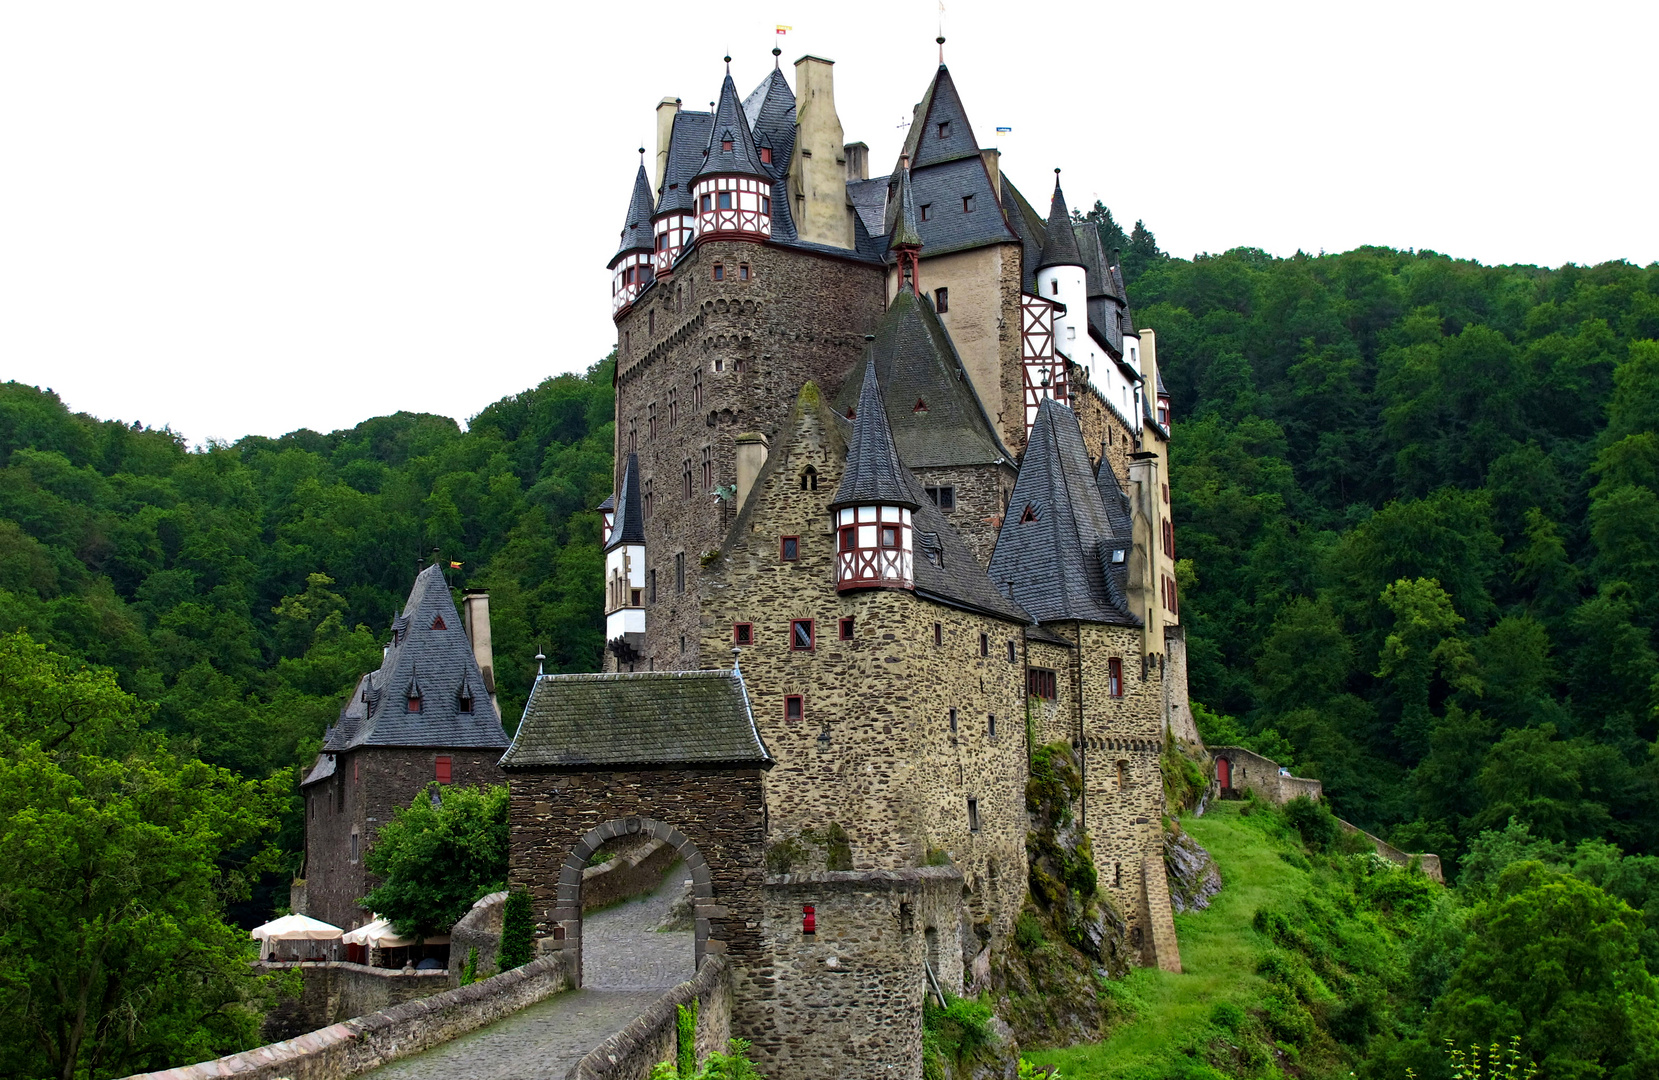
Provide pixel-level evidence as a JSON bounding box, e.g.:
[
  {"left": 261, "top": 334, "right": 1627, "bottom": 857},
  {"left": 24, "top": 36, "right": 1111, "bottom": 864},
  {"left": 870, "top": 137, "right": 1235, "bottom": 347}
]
[{"left": 1163, "top": 820, "right": 1222, "bottom": 914}]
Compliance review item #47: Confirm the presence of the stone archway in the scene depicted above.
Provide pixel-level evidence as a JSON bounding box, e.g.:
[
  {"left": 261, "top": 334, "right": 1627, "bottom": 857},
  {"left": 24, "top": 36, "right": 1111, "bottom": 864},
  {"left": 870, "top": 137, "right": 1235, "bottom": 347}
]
[{"left": 553, "top": 815, "right": 715, "bottom": 988}]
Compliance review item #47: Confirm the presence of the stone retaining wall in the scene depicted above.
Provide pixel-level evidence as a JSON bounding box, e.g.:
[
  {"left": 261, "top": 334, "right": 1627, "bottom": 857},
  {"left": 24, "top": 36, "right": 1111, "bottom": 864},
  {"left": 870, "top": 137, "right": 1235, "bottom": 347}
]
[
  {"left": 584, "top": 837, "right": 681, "bottom": 912},
  {"left": 1208, "top": 745, "right": 1326, "bottom": 804},
  {"left": 260, "top": 961, "right": 451, "bottom": 1031},
  {"left": 565, "top": 955, "right": 733, "bottom": 1080},
  {"left": 121, "top": 954, "right": 572, "bottom": 1080},
  {"left": 448, "top": 890, "right": 509, "bottom": 985},
  {"left": 1339, "top": 820, "right": 1445, "bottom": 883}
]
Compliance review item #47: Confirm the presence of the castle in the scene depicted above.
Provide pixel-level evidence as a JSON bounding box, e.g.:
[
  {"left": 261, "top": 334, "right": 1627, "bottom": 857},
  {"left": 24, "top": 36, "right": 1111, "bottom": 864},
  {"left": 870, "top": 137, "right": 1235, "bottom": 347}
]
[{"left": 299, "top": 46, "right": 1195, "bottom": 1080}]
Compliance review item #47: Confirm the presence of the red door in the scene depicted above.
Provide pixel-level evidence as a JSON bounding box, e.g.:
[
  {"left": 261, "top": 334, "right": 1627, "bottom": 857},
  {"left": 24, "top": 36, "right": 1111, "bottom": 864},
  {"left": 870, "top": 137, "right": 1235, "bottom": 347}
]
[{"left": 1217, "top": 757, "right": 1232, "bottom": 790}]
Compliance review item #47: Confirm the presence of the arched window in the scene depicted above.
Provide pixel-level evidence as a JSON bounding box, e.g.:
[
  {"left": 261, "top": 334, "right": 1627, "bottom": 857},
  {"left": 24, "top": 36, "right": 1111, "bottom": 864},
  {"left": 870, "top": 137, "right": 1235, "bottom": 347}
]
[{"left": 800, "top": 466, "right": 818, "bottom": 491}]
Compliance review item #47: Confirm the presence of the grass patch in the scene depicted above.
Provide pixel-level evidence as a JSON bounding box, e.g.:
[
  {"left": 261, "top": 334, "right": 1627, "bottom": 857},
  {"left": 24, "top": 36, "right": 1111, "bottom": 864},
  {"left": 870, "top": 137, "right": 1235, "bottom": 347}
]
[{"left": 1025, "top": 800, "right": 1310, "bottom": 1078}]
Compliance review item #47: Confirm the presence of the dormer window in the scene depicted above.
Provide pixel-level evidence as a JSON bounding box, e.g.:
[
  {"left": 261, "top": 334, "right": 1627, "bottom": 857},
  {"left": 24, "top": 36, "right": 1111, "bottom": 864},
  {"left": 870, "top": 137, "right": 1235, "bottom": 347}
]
[
  {"left": 431, "top": 615, "right": 445, "bottom": 630},
  {"left": 962, "top": 195, "right": 975, "bottom": 213},
  {"left": 938, "top": 121, "right": 951, "bottom": 139},
  {"left": 760, "top": 147, "right": 772, "bottom": 164},
  {"left": 1020, "top": 504, "right": 1039, "bottom": 524},
  {"left": 920, "top": 203, "right": 932, "bottom": 221},
  {"left": 913, "top": 398, "right": 928, "bottom": 413},
  {"left": 722, "top": 139, "right": 734, "bottom": 152},
  {"left": 406, "top": 692, "right": 422, "bottom": 713},
  {"left": 457, "top": 689, "right": 473, "bottom": 713}
]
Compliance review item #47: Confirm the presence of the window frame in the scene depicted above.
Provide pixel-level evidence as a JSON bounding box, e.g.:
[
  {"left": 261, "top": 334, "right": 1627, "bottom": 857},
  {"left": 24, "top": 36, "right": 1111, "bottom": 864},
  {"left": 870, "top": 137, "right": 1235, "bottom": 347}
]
[
  {"left": 785, "top": 694, "right": 804, "bottom": 722},
  {"left": 979, "top": 632, "right": 989, "bottom": 657},
  {"left": 1027, "top": 667, "right": 1058, "bottom": 699},
  {"left": 935, "top": 287, "right": 949, "bottom": 313},
  {"left": 967, "top": 797, "right": 979, "bottom": 832},
  {"left": 1108, "top": 657, "right": 1124, "bottom": 698},
  {"left": 780, "top": 536, "right": 800, "bottom": 562},
  {"left": 733, "top": 622, "right": 753, "bottom": 645},
  {"left": 838, "top": 616, "right": 855, "bottom": 640},
  {"left": 712, "top": 263, "right": 724, "bottom": 281},
  {"left": 790, "top": 619, "right": 815, "bottom": 652}
]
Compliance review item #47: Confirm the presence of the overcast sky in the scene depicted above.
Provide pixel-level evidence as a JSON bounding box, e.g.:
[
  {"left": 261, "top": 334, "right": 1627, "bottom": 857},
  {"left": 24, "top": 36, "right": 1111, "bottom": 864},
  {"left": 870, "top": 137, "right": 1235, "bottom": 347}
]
[{"left": 3, "top": 0, "right": 1654, "bottom": 446}]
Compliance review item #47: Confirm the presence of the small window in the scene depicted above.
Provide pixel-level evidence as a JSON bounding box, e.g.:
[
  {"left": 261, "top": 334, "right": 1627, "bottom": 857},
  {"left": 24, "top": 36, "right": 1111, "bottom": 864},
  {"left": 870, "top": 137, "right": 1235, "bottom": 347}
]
[
  {"left": 880, "top": 525, "right": 898, "bottom": 548},
  {"left": 935, "top": 287, "right": 948, "bottom": 313},
  {"left": 431, "top": 615, "right": 446, "bottom": 631},
  {"left": 938, "top": 121, "right": 951, "bottom": 139},
  {"left": 839, "top": 616, "right": 855, "bottom": 640},
  {"left": 712, "top": 263, "right": 724, "bottom": 281},
  {"left": 733, "top": 622, "right": 753, "bottom": 645},
  {"left": 949, "top": 707, "right": 958, "bottom": 732},
  {"left": 630, "top": 588, "right": 642, "bottom": 607},
  {"left": 676, "top": 552, "right": 686, "bottom": 593},
  {"left": 457, "top": 691, "right": 473, "bottom": 713},
  {"left": 1163, "top": 483, "right": 1170, "bottom": 504},
  {"left": 979, "top": 632, "right": 989, "bottom": 657},
  {"left": 962, "top": 194, "right": 975, "bottom": 213},
  {"left": 406, "top": 693, "right": 422, "bottom": 714},
  {"left": 717, "top": 191, "right": 733, "bottom": 209},
  {"left": 781, "top": 536, "right": 800, "bottom": 562},
  {"left": 967, "top": 798, "right": 979, "bottom": 832},
  {"left": 350, "top": 831, "right": 359, "bottom": 862},
  {"left": 700, "top": 193, "right": 711, "bottom": 212},
  {"left": 925, "top": 485, "right": 955, "bottom": 511},
  {"left": 1116, "top": 760, "right": 1129, "bottom": 791},
  {"left": 839, "top": 526, "right": 856, "bottom": 552},
  {"left": 801, "top": 466, "right": 818, "bottom": 491},
  {"left": 739, "top": 263, "right": 750, "bottom": 281},
  {"left": 791, "top": 619, "right": 815, "bottom": 651},
  {"left": 1108, "top": 657, "right": 1124, "bottom": 697},
  {"left": 920, "top": 203, "right": 932, "bottom": 221},
  {"left": 435, "top": 756, "right": 452, "bottom": 784},
  {"left": 761, "top": 196, "right": 771, "bottom": 215},
  {"left": 1020, "top": 504, "right": 1038, "bottom": 524},
  {"left": 1028, "top": 668, "right": 1057, "bottom": 699},
  {"left": 760, "top": 146, "right": 772, "bottom": 164},
  {"left": 913, "top": 398, "right": 928, "bottom": 413},
  {"left": 680, "top": 635, "right": 686, "bottom": 655},
  {"left": 649, "top": 568, "right": 658, "bottom": 604},
  {"left": 988, "top": 713, "right": 997, "bottom": 737},
  {"left": 1050, "top": 279, "right": 1059, "bottom": 296},
  {"left": 1007, "top": 640, "right": 1017, "bottom": 664},
  {"left": 933, "top": 622, "right": 942, "bottom": 646},
  {"left": 785, "top": 694, "right": 804, "bottom": 721}
]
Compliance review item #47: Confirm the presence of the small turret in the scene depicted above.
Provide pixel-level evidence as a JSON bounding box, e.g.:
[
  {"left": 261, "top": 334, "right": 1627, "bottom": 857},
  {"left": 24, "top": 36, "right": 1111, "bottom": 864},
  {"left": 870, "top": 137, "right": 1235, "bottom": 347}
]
[
  {"left": 889, "top": 161, "right": 922, "bottom": 294},
  {"left": 830, "top": 356, "right": 919, "bottom": 593},
  {"left": 609, "top": 151, "right": 657, "bottom": 317},
  {"left": 1036, "top": 170, "right": 1091, "bottom": 382},
  {"left": 603, "top": 453, "right": 647, "bottom": 659},
  {"left": 692, "top": 61, "right": 774, "bottom": 243}
]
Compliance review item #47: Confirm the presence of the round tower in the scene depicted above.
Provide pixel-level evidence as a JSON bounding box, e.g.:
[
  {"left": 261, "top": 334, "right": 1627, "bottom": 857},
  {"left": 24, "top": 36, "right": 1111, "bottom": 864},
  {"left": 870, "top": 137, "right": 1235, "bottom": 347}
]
[
  {"left": 1035, "top": 170, "right": 1090, "bottom": 382},
  {"left": 830, "top": 356, "right": 919, "bottom": 592},
  {"left": 610, "top": 150, "right": 656, "bottom": 317},
  {"left": 692, "top": 60, "right": 773, "bottom": 243}
]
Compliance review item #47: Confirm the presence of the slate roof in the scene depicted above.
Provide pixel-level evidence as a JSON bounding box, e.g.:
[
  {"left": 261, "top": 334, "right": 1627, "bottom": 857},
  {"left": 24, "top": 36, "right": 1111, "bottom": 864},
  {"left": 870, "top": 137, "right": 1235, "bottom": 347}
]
[
  {"left": 904, "top": 466, "right": 1029, "bottom": 622},
  {"left": 607, "top": 453, "right": 645, "bottom": 551},
  {"left": 1079, "top": 227, "right": 1125, "bottom": 357},
  {"left": 988, "top": 398, "right": 1139, "bottom": 626},
  {"left": 499, "top": 668, "right": 771, "bottom": 769},
  {"left": 656, "top": 110, "right": 712, "bottom": 216},
  {"left": 890, "top": 155, "right": 1017, "bottom": 257},
  {"left": 898, "top": 65, "right": 983, "bottom": 171},
  {"left": 831, "top": 357, "right": 919, "bottom": 510},
  {"left": 611, "top": 160, "right": 656, "bottom": 267},
  {"left": 1000, "top": 177, "right": 1048, "bottom": 294},
  {"left": 743, "top": 68, "right": 796, "bottom": 178},
  {"left": 311, "top": 565, "right": 508, "bottom": 762},
  {"left": 1037, "top": 175, "right": 1083, "bottom": 270},
  {"left": 832, "top": 286, "right": 1009, "bottom": 469},
  {"left": 696, "top": 72, "right": 770, "bottom": 183},
  {"left": 891, "top": 167, "right": 922, "bottom": 250},
  {"left": 847, "top": 177, "right": 890, "bottom": 236}
]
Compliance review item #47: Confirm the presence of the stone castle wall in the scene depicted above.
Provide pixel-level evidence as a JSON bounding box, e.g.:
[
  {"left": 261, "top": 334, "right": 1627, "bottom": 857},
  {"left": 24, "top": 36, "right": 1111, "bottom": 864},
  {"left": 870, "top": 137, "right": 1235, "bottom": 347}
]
[
  {"left": 567, "top": 954, "right": 734, "bottom": 1080},
  {"left": 908, "top": 461, "right": 1015, "bottom": 568},
  {"left": 612, "top": 239, "right": 884, "bottom": 673},
  {"left": 258, "top": 961, "right": 451, "bottom": 1031},
  {"left": 303, "top": 747, "right": 504, "bottom": 932},
  {"left": 1162, "top": 625, "right": 1200, "bottom": 745}
]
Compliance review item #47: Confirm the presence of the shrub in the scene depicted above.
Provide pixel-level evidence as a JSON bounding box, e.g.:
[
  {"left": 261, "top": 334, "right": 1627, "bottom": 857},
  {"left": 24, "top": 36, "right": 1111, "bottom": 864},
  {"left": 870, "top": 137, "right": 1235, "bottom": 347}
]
[
  {"left": 676, "top": 999, "right": 698, "bottom": 1078},
  {"left": 497, "top": 890, "right": 535, "bottom": 970},
  {"left": 923, "top": 992, "right": 997, "bottom": 1079},
  {"left": 1015, "top": 911, "right": 1045, "bottom": 952}
]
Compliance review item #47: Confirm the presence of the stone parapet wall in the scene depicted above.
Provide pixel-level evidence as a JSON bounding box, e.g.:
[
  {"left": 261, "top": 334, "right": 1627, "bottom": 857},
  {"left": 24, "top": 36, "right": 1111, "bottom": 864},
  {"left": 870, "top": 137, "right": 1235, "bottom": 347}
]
[
  {"left": 565, "top": 955, "right": 733, "bottom": 1080},
  {"left": 1208, "top": 746, "right": 1325, "bottom": 805},
  {"left": 121, "top": 954, "right": 572, "bottom": 1080},
  {"left": 448, "top": 890, "right": 507, "bottom": 985},
  {"left": 258, "top": 961, "right": 450, "bottom": 1031},
  {"left": 1162, "top": 626, "right": 1200, "bottom": 746},
  {"left": 584, "top": 837, "right": 681, "bottom": 912},
  {"left": 1338, "top": 820, "right": 1445, "bottom": 883},
  {"left": 756, "top": 868, "right": 964, "bottom": 1080}
]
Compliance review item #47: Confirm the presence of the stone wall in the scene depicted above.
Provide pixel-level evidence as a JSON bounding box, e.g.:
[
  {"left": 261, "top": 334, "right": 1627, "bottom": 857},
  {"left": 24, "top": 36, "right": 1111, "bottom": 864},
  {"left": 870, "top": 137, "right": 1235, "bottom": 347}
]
[
  {"left": 1162, "top": 625, "right": 1200, "bottom": 746},
  {"left": 756, "top": 869, "right": 964, "bottom": 1080},
  {"left": 583, "top": 837, "right": 682, "bottom": 913},
  {"left": 303, "top": 746, "right": 504, "bottom": 932},
  {"left": 122, "top": 954, "right": 571, "bottom": 1080},
  {"left": 1209, "top": 745, "right": 1325, "bottom": 805},
  {"left": 909, "top": 461, "right": 1016, "bottom": 569},
  {"left": 1338, "top": 821, "right": 1446, "bottom": 883},
  {"left": 612, "top": 238, "right": 885, "bottom": 673},
  {"left": 698, "top": 388, "right": 1030, "bottom": 948},
  {"left": 259, "top": 961, "right": 450, "bottom": 1031},
  {"left": 565, "top": 954, "right": 734, "bottom": 1080},
  {"left": 448, "top": 891, "right": 507, "bottom": 985}
]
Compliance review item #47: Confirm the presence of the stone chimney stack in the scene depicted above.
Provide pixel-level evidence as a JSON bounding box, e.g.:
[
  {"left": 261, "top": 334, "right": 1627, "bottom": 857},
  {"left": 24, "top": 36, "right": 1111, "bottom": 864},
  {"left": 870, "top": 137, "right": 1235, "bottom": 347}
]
[
  {"left": 653, "top": 97, "right": 680, "bottom": 193},
  {"left": 844, "top": 141, "right": 869, "bottom": 181},
  {"left": 788, "top": 56, "right": 856, "bottom": 250},
  {"left": 735, "top": 432, "right": 769, "bottom": 510},
  {"left": 461, "top": 590, "right": 498, "bottom": 715}
]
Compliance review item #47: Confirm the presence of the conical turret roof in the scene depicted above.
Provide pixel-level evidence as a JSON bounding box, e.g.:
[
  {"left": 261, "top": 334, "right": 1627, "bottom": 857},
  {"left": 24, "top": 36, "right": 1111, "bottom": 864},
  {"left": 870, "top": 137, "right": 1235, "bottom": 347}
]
[
  {"left": 695, "top": 71, "right": 770, "bottom": 182},
  {"left": 831, "top": 357, "right": 920, "bottom": 510},
  {"left": 1037, "top": 173, "right": 1082, "bottom": 270},
  {"left": 891, "top": 166, "right": 922, "bottom": 250},
  {"left": 606, "top": 452, "right": 646, "bottom": 552},
  {"left": 610, "top": 160, "right": 656, "bottom": 267}
]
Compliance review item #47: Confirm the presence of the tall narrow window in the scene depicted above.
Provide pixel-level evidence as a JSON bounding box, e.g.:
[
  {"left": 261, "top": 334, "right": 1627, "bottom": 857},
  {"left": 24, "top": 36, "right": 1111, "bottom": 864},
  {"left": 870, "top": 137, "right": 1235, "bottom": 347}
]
[
  {"left": 785, "top": 694, "right": 804, "bottom": 721},
  {"left": 1050, "top": 280, "right": 1059, "bottom": 296},
  {"left": 988, "top": 713, "right": 996, "bottom": 736},
  {"left": 949, "top": 707, "right": 958, "bottom": 732},
  {"left": 350, "top": 830, "right": 359, "bottom": 862},
  {"left": 967, "top": 798, "right": 979, "bottom": 832},
  {"left": 979, "top": 632, "right": 989, "bottom": 657},
  {"left": 839, "top": 616, "right": 855, "bottom": 640},
  {"left": 683, "top": 458, "right": 692, "bottom": 498},
  {"left": 693, "top": 368, "right": 703, "bottom": 406},
  {"left": 675, "top": 552, "right": 686, "bottom": 593},
  {"left": 791, "top": 619, "right": 814, "bottom": 651},
  {"left": 1116, "top": 760, "right": 1129, "bottom": 791},
  {"left": 1108, "top": 657, "right": 1124, "bottom": 697},
  {"left": 649, "top": 568, "right": 657, "bottom": 604},
  {"left": 933, "top": 622, "right": 942, "bottom": 646},
  {"left": 628, "top": 419, "right": 637, "bottom": 451},
  {"left": 457, "top": 689, "right": 473, "bottom": 713},
  {"left": 647, "top": 402, "right": 657, "bottom": 439},
  {"left": 935, "top": 288, "right": 949, "bottom": 313},
  {"left": 643, "top": 479, "right": 654, "bottom": 518},
  {"left": 435, "top": 756, "right": 452, "bottom": 784},
  {"left": 801, "top": 466, "right": 818, "bottom": 491},
  {"left": 668, "top": 388, "right": 678, "bottom": 425},
  {"left": 701, "top": 446, "right": 713, "bottom": 491},
  {"left": 780, "top": 536, "right": 800, "bottom": 562},
  {"left": 1007, "top": 640, "right": 1017, "bottom": 664}
]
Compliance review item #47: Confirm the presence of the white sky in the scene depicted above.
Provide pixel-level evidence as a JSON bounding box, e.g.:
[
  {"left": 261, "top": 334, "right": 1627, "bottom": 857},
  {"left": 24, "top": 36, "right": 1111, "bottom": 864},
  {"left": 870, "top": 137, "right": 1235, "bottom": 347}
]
[{"left": 2, "top": 0, "right": 1655, "bottom": 446}]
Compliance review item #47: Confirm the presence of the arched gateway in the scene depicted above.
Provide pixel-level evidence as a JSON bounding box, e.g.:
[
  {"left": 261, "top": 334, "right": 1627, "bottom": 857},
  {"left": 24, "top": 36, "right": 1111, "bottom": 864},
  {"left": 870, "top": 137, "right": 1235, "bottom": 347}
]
[{"left": 499, "top": 669, "right": 772, "bottom": 989}]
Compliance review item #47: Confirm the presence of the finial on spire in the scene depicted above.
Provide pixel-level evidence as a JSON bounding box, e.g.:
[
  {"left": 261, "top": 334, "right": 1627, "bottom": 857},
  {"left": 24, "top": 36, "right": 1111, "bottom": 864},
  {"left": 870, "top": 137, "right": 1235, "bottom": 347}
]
[
  {"left": 773, "top": 45, "right": 781, "bottom": 67},
  {"left": 724, "top": 54, "right": 731, "bottom": 73},
  {"left": 535, "top": 648, "right": 545, "bottom": 675},
  {"left": 937, "top": 35, "right": 945, "bottom": 64}
]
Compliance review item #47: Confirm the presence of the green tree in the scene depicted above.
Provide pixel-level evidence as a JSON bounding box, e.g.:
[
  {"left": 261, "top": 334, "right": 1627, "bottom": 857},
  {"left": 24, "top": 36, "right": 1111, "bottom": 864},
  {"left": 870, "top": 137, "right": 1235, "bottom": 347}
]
[
  {"left": 361, "top": 783, "right": 509, "bottom": 938},
  {"left": 1376, "top": 578, "right": 1481, "bottom": 762}
]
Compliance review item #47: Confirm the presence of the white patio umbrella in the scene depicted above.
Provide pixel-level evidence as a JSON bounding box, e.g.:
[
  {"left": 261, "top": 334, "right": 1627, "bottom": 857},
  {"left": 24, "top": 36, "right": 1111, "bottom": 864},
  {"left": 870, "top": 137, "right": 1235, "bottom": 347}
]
[
  {"left": 341, "top": 916, "right": 414, "bottom": 949},
  {"left": 250, "top": 914, "right": 342, "bottom": 959}
]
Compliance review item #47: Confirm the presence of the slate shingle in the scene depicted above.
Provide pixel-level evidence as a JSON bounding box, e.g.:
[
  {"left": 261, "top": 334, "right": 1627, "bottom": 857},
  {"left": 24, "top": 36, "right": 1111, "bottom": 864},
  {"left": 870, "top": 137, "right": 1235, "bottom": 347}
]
[
  {"left": 608, "top": 452, "right": 645, "bottom": 550},
  {"left": 831, "top": 357, "right": 918, "bottom": 510},
  {"left": 611, "top": 161, "right": 656, "bottom": 266}
]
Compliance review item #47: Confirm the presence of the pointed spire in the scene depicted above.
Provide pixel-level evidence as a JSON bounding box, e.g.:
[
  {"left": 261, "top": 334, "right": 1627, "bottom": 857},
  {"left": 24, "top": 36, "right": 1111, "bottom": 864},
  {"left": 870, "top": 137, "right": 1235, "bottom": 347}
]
[
  {"left": 696, "top": 66, "right": 769, "bottom": 182},
  {"left": 832, "top": 354, "right": 920, "bottom": 511},
  {"left": 611, "top": 153, "right": 656, "bottom": 264},
  {"left": 606, "top": 452, "right": 646, "bottom": 551},
  {"left": 1038, "top": 169, "right": 1083, "bottom": 270},
  {"left": 892, "top": 163, "right": 922, "bottom": 252}
]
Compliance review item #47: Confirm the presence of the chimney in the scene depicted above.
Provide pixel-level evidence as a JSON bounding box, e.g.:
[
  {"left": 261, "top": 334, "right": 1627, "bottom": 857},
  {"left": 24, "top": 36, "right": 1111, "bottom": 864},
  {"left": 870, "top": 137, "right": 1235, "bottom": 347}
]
[
  {"left": 653, "top": 97, "right": 680, "bottom": 193},
  {"left": 461, "top": 590, "right": 498, "bottom": 715},
  {"left": 980, "top": 148, "right": 1001, "bottom": 199},
  {"left": 844, "top": 142, "right": 869, "bottom": 181},
  {"left": 788, "top": 56, "right": 855, "bottom": 250},
  {"left": 735, "top": 432, "right": 769, "bottom": 510}
]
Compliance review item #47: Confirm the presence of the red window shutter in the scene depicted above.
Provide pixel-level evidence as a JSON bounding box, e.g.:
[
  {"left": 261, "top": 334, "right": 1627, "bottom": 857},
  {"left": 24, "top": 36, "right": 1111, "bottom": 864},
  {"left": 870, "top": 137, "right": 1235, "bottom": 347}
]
[{"left": 435, "top": 756, "right": 452, "bottom": 784}]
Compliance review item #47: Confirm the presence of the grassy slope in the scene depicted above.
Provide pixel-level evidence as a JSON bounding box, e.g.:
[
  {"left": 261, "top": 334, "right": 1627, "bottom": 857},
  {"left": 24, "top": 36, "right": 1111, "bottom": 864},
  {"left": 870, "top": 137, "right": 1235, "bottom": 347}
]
[{"left": 1027, "top": 802, "right": 1311, "bottom": 1078}]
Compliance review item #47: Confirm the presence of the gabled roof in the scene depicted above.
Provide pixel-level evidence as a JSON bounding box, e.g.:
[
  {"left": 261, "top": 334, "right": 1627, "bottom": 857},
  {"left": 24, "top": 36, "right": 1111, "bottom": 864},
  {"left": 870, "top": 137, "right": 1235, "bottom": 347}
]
[
  {"left": 899, "top": 65, "right": 983, "bottom": 171},
  {"left": 889, "top": 156, "right": 1017, "bottom": 256},
  {"left": 500, "top": 668, "right": 771, "bottom": 770},
  {"left": 832, "top": 286, "right": 1009, "bottom": 469},
  {"left": 988, "top": 399, "right": 1139, "bottom": 626},
  {"left": 1078, "top": 227, "right": 1125, "bottom": 357},
  {"left": 610, "top": 161, "right": 656, "bottom": 267},
  {"left": 1037, "top": 174, "right": 1082, "bottom": 271},
  {"left": 742, "top": 68, "right": 796, "bottom": 179},
  {"left": 696, "top": 72, "right": 770, "bottom": 182},
  {"left": 313, "top": 565, "right": 509, "bottom": 759},
  {"left": 831, "top": 357, "right": 918, "bottom": 510},
  {"left": 848, "top": 176, "right": 890, "bottom": 236},
  {"left": 656, "top": 110, "right": 712, "bottom": 216},
  {"left": 606, "top": 452, "right": 645, "bottom": 552}
]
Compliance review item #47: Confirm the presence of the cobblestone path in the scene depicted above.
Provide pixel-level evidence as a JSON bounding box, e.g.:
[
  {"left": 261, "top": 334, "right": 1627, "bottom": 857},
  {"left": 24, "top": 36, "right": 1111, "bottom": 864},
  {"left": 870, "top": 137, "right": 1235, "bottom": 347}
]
[{"left": 362, "top": 864, "right": 694, "bottom": 1080}]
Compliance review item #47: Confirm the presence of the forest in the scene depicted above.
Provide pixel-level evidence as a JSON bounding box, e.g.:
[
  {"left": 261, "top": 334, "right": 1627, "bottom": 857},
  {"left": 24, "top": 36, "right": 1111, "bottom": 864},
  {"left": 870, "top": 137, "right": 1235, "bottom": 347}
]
[{"left": 1, "top": 227, "right": 1656, "bottom": 1076}]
